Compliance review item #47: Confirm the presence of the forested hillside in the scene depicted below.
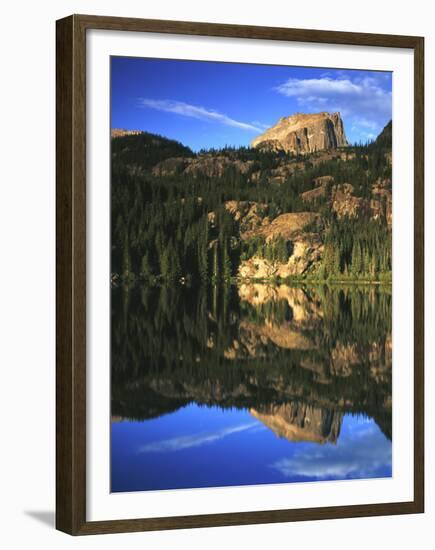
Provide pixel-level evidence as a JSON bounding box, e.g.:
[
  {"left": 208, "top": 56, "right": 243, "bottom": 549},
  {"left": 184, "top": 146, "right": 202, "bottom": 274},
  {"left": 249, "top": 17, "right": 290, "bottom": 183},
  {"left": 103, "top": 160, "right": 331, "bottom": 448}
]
[{"left": 111, "top": 121, "right": 392, "bottom": 283}]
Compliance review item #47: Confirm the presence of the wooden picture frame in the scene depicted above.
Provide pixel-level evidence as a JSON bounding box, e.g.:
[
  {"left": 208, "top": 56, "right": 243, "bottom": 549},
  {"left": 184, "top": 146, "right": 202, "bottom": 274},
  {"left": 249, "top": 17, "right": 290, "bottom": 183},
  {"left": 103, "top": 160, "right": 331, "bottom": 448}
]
[{"left": 56, "top": 14, "right": 424, "bottom": 535}]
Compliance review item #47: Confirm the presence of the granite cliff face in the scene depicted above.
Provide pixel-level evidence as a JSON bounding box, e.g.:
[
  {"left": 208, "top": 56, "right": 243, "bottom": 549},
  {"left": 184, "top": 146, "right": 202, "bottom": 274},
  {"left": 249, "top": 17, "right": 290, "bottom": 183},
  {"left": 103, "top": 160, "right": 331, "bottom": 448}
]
[{"left": 251, "top": 112, "right": 349, "bottom": 154}]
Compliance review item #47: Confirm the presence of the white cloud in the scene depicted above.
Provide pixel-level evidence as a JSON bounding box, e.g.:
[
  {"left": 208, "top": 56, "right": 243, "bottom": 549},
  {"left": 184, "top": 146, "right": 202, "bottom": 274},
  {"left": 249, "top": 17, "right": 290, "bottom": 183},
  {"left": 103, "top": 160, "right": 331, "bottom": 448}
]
[
  {"left": 352, "top": 116, "right": 381, "bottom": 131},
  {"left": 139, "top": 99, "right": 263, "bottom": 132},
  {"left": 138, "top": 422, "right": 259, "bottom": 453},
  {"left": 276, "top": 77, "right": 363, "bottom": 97},
  {"left": 274, "top": 74, "right": 392, "bottom": 139},
  {"left": 272, "top": 422, "right": 392, "bottom": 481}
]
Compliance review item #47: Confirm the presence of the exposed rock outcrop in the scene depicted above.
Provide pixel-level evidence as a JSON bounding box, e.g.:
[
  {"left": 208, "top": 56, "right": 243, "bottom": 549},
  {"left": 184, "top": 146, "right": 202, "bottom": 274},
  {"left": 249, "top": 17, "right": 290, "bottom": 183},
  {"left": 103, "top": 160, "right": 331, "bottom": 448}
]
[
  {"left": 300, "top": 176, "right": 335, "bottom": 203},
  {"left": 331, "top": 185, "right": 367, "bottom": 218},
  {"left": 371, "top": 179, "right": 393, "bottom": 226},
  {"left": 301, "top": 175, "right": 392, "bottom": 226},
  {"left": 224, "top": 201, "right": 271, "bottom": 233},
  {"left": 152, "top": 155, "right": 255, "bottom": 178},
  {"left": 264, "top": 161, "right": 306, "bottom": 184},
  {"left": 185, "top": 157, "right": 254, "bottom": 178},
  {"left": 151, "top": 157, "right": 188, "bottom": 176},
  {"left": 251, "top": 112, "right": 349, "bottom": 155},
  {"left": 238, "top": 235, "right": 323, "bottom": 279},
  {"left": 240, "top": 212, "right": 318, "bottom": 241},
  {"left": 237, "top": 212, "right": 323, "bottom": 279}
]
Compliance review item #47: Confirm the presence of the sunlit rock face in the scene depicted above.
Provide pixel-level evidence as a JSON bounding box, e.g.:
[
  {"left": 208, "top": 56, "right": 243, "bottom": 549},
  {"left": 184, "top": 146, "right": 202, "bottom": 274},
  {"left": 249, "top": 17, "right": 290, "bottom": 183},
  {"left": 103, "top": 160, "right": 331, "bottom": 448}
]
[
  {"left": 250, "top": 403, "right": 343, "bottom": 444},
  {"left": 237, "top": 212, "right": 324, "bottom": 278},
  {"left": 238, "top": 236, "right": 323, "bottom": 279},
  {"left": 251, "top": 112, "right": 349, "bottom": 155},
  {"left": 241, "top": 212, "right": 318, "bottom": 241}
]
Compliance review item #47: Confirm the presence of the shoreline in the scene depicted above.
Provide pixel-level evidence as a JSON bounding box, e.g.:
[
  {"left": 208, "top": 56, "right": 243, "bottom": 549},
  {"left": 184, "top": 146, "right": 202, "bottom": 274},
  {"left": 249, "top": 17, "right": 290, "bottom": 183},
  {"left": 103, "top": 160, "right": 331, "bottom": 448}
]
[
  {"left": 112, "top": 273, "right": 392, "bottom": 287},
  {"left": 235, "top": 278, "right": 391, "bottom": 286}
]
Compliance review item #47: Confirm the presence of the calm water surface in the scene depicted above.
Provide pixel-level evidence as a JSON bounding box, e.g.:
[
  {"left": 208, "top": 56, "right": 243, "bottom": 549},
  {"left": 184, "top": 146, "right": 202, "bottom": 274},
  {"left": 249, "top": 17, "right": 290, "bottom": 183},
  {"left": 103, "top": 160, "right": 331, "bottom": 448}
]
[{"left": 111, "top": 284, "right": 392, "bottom": 492}]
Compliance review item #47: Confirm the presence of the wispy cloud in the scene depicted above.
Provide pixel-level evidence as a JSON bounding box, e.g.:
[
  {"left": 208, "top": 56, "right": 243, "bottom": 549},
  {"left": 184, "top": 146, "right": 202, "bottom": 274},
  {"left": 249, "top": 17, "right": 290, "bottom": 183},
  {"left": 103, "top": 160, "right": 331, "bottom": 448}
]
[
  {"left": 274, "top": 73, "right": 392, "bottom": 140},
  {"left": 251, "top": 120, "right": 270, "bottom": 131},
  {"left": 139, "top": 99, "right": 263, "bottom": 132},
  {"left": 276, "top": 77, "right": 362, "bottom": 98},
  {"left": 138, "top": 422, "right": 259, "bottom": 454},
  {"left": 272, "top": 422, "right": 392, "bottom": 481}
]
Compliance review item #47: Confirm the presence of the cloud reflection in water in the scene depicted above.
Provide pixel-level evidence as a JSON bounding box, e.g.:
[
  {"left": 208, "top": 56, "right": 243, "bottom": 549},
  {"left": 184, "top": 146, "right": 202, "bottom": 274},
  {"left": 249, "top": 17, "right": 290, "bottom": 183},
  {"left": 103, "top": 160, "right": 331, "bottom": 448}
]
[
  {"left": 272, "top": 418, "right": 391, "bottom": 481},
  {"left": 138, "top": 422, "right": 260, "bottom": 454}
]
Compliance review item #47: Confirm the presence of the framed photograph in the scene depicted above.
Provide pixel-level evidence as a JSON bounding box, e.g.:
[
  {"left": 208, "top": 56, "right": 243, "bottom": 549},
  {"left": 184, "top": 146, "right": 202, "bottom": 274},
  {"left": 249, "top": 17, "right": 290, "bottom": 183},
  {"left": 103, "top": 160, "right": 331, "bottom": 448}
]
[{"left": 56, "top": 14, "right": 424, "bottom": 535}]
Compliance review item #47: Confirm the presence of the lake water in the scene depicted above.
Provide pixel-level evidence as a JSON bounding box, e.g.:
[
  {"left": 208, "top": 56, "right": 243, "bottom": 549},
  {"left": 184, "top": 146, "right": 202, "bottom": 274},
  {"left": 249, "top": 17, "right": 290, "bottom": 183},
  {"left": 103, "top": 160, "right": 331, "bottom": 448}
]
[{"left": 111, "top": 283, "right": 392, "bottom": 492}]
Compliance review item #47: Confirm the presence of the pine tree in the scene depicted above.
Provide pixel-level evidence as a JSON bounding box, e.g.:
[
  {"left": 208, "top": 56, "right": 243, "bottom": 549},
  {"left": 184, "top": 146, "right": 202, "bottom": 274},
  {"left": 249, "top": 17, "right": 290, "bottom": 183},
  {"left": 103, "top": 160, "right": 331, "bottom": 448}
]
[
  {"left": 351, "top": 241, "right": 362, "bottom": 275},
  {"left": 363, "top": 248, "right": 371, "bottom": 276},
  {"left": 331, "top": 246, "right": 341, "bottom": 275},
  {"left": 222, "top": 239, "right": 232, "bottom": 281},
  {"left": 198, "top": 217, "right": 209, "bottom": 282},
  {"left": 212, "top": 240, "right": 219, "bottom": 280}
]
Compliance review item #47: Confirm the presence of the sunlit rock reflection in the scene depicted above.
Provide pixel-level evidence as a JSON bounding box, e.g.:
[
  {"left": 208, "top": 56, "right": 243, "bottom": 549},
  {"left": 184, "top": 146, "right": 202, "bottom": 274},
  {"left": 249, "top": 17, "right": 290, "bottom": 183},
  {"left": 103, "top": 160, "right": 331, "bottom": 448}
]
[{"left": 250, "top": 403, "right": 343, "bottom": 444}]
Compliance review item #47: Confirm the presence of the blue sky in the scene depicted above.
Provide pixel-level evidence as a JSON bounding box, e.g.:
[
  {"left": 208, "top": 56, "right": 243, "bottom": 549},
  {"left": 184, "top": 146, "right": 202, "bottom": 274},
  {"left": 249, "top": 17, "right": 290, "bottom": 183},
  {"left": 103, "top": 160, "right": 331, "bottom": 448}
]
[{"left": 111, "top": 57, "right": 392, "bottom": 151}]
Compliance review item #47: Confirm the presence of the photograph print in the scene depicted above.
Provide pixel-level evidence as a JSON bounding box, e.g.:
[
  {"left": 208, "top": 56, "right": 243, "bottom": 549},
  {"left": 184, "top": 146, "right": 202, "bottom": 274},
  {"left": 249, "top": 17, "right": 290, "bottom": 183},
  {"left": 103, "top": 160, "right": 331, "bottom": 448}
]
[{"left": 110, "top": 57, "right": 392, "bottom": 493}]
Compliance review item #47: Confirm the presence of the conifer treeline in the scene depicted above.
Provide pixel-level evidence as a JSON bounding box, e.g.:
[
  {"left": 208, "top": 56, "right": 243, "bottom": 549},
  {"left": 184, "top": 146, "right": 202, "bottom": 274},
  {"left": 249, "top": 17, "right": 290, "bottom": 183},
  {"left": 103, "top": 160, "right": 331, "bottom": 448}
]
[
  {"left": 111, "top": 129, "right": 392, "bottom": 282},
  {"left": 320, "top": 218, "right": 392, "bottom": 280}
]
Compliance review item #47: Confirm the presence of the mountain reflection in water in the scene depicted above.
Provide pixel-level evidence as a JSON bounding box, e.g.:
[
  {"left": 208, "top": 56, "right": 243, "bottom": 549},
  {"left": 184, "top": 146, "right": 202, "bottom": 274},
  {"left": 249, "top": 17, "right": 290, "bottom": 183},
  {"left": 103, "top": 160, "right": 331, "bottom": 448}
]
[{"left": 111, "top": 284, "right": 392, "bottom": 492}]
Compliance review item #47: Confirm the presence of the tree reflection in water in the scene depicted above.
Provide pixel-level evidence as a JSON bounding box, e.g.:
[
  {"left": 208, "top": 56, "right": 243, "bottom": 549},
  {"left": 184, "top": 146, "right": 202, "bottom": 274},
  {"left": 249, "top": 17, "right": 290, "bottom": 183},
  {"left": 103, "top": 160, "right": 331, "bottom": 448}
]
[{"left": 111, "top": 283, "right": 392, "bottom": 443}]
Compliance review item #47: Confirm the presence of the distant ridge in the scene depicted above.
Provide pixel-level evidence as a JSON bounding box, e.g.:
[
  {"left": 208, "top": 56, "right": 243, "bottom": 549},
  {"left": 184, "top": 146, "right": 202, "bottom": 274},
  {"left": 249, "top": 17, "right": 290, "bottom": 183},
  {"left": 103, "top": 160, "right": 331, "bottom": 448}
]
[
  {"left": 374, "top": 120, "right": 392, "bottom": 148},
  {"left": 111, "top": 128, "right": 143, "bottom": 138},
  {"left": 111, "top": 130, "right": 193, "bottom": 173}
]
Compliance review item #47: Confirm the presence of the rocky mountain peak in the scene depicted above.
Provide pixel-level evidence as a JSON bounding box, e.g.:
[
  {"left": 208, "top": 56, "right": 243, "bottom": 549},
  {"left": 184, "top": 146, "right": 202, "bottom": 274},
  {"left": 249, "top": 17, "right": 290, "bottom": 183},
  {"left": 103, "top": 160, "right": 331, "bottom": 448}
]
[{"left": 251, "top": 112, "right": 349, "bottom": 154}]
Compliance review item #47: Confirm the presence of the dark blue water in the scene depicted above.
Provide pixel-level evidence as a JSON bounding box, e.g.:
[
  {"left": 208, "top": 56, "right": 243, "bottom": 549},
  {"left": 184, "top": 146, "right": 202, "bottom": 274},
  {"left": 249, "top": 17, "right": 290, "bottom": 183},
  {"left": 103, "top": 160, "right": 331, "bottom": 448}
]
[
  {"left": 111, "top": 405, "right": 391, "bottom": 492},
  {"left": 111, "top": 284, "right": 392, "bottom": 492}
]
